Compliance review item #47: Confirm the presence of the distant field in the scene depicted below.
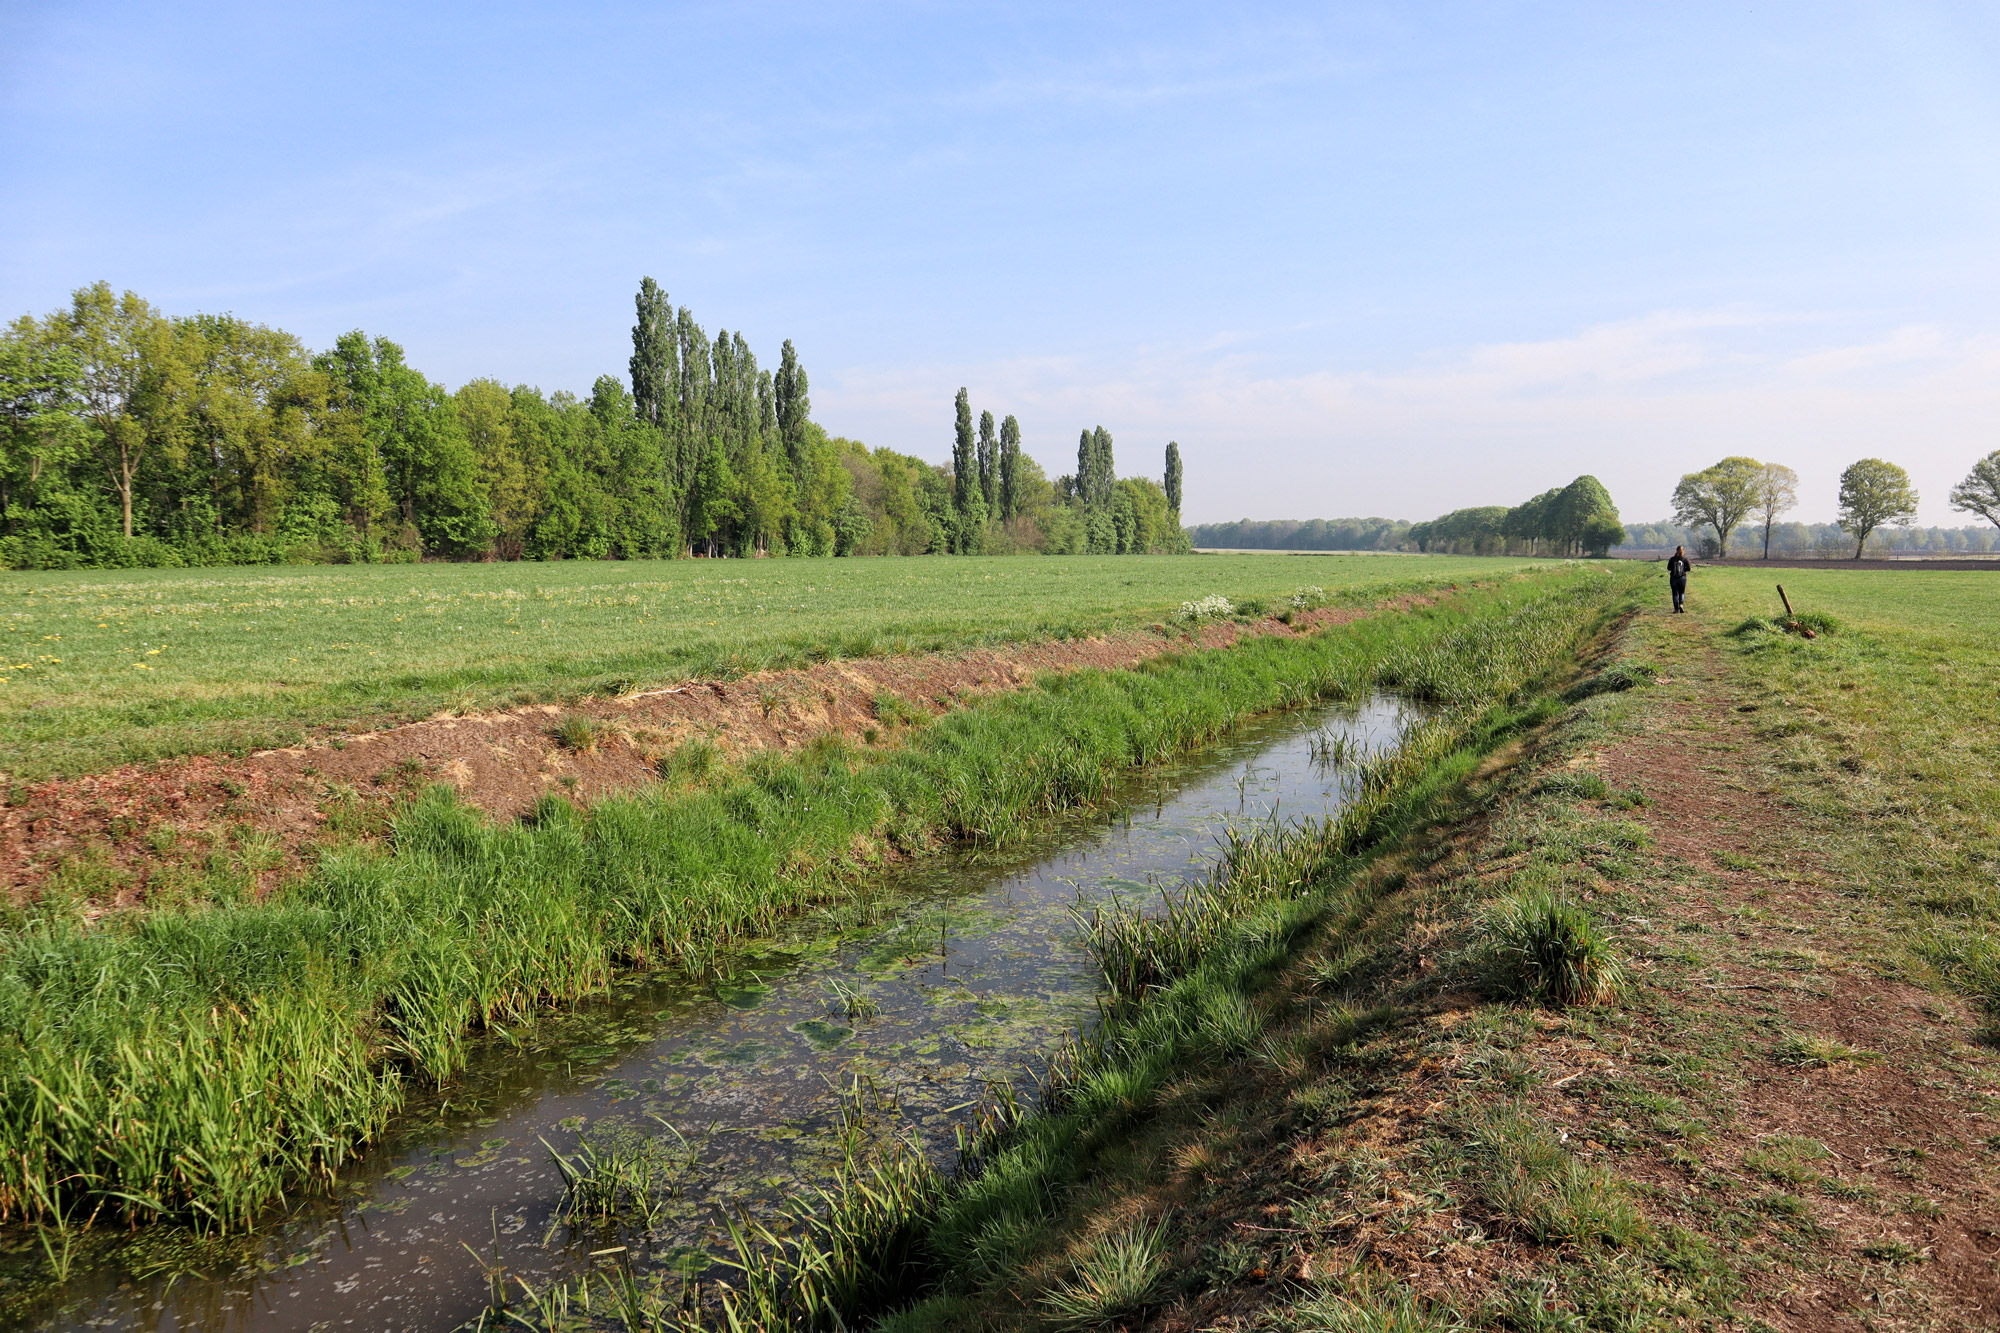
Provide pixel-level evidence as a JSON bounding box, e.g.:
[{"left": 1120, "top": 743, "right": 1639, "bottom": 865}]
[{"left": 0, "top": 553, "right": 1525, "bottom": 779}]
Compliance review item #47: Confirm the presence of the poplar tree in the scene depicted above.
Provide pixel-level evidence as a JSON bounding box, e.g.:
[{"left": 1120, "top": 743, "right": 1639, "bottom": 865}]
[
  {"left": 977, "top": 410, "right": 998, "bottom": 514},
  {"left": 628, "top": 278, "right": 673, "bottom": 430},
  {"left": 1164, "top": 440, "right": 1182, "bottom": 518},
  {"left": 998, "top": 414, "right": 1021, "bottom": 521},
  {"left": 775, "top": 339, "right": 809, "bottom": 481},
  {"left": 951, "top": 388, "right": 984, "bottom": 549},
  {"left": 1077, "top": 425, "right": 1116, "bottom": 553}
]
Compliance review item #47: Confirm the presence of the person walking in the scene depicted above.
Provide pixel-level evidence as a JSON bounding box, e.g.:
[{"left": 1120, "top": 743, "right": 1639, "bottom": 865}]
[{"left": 1666, "top": 545, "right": 1692, "bottom": 613}]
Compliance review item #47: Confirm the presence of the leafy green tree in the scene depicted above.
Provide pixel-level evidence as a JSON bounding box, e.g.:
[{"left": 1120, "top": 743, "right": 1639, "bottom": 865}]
[
  {"left": 628, "top": 277, "right": 674, "bottom": 431},
  {"left": 1550, "top": 475, "right": 1622, "bottom": 556},
  {"left": 918, "top": 460, "right": 957, "bottom": 553},
  {"left": 1410, "top": 506, "right": 1509, "bottom": 555},
  {"left": 977, "top": 410, "right": 998, "bottom": 516},
  {"left": 951, "top": 388, "right": 985, "bottom": 550},
  {"left": 457, "top": 378, "right": 540, "bottom": 558},
  {"left": 314, "top": 332, "right": 493, "bottom": 556},
  {"left": 1751, "top": 462, "right": 1799, "bottom": 559},
  {"left": 1164, "top": 440, "right": 1182, "bottom": 518},
  {"left": 685, "top": 441, "right": 740, "bottom": 557},
  {"left": 1949, "top": 450, "right": 2000, "bottom": 530},
  {"left": 51, "top": 282, "right": 172, "bottom": 539},
  {"left": 1670, "top": 456, "right": 1762, "bottom": 558},
  {"left": 1503, "top": 487, "right": 1561, "bottom": 554},
  {"left": 998, "top": 414, "right": 1021, "bottom": 521},
  {"left": 1837, "top": 458, "right": 1919, "bottom": 559},
  {"left": 1076, "top": 425, "right": 1117, "bottom": 552},
  {"left": 1, "top": 313, "right": 85, "bottom": 526},
  {"left": 775, "top": 339, "right": 810, "bottom": 484}
]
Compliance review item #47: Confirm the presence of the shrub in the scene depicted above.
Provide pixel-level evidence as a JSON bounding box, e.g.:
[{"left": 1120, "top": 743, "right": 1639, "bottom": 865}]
[
  {"left": 1479, "top": 889, "right": 1625, "bottom": 1006},
  {"left": 1175, "top": 594, "right": 1233, "bottom": 622}
]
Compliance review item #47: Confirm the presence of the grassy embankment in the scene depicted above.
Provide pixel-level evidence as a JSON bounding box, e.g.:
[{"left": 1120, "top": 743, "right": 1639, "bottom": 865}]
[
  {"left": 0, "top": 553, "right": 1519, "bottom": 779},
  {"left": 617, "top": 564, "right": 2000, "bottom": 1332},
  {"left": 0, "top": 562, "right": 1608, "bottom": 1238}
]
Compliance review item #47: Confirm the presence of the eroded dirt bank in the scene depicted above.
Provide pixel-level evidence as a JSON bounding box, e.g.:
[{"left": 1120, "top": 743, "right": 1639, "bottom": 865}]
[{"left": 2, "top": 602, "right": 1398, "bottom": 903}]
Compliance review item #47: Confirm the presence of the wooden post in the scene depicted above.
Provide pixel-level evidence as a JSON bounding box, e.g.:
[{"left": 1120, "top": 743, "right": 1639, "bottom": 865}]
[{"left": 1777, "top": 585, "right": 1795, "bottom": 617}]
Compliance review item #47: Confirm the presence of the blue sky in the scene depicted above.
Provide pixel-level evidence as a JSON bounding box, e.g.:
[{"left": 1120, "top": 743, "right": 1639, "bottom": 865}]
[{"left": 4, "top": 2, "right": 1997, "bottom": 525}]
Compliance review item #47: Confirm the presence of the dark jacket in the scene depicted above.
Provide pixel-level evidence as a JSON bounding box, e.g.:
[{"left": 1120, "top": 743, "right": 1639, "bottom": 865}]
[{"left": 1667, "top": 555, "right": 1691, "bottom": 583}]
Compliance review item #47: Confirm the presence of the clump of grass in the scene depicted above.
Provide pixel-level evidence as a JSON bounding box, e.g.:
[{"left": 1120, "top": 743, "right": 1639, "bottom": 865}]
[
  {"left": 551, "top": 713, "right": 601, "bottom": 753},
  {"left": 1744, "top": 1134, "right": 1830, "bottom": 1186},
  {"left": 1534, "top": 770, "right": 1611, "bottom": 802},
  {"left": 657, "top": 738, "right": 717, "bottom": 783},
  {"left": 716, "top": 1123, "right": 947, "bottom": 1332},
  {"left": 1288, "top": 1280, "right": 1463, "bottom": 1333},
  {"left": 1772, "top": 1033, "right": 1881, "bottom": 1068},
  {"left": 827, "top": 978, "right": 879, "bottom": 1019},
  {"left": 1449, "top": 1103, "right": 1648, "bottom": 1247},
  {"left": 871, "top": 691, "right": 926, "bottom": 728},
  {"left": 545, "top": 1117, "right": 697, "bottom": 1229},
  {"left": 1731, "top": 612, "right": 1840, "bottom": 641},
  {"left": 1861, "top": 1239, "right": 1924, "bottom": 1265},
  {"left": 1290, "top": 584, "right": 1328, "bottom": 610},
  {"left": 1039, "top": 1215, "right": 1173, "bottom": 1330},
  {"left": 1563, "top": 661, "right": 1657, "bottom": 703},
  {"left": 1478, "top": 889, "right": 1626, "bottom": 1006}
]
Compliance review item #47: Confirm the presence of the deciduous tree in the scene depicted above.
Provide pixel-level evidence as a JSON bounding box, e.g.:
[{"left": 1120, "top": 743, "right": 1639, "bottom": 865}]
[
  {"left": 628, "top": 277, "right": 673, "bottom": 431},
  {"left": 951, "top": 388, "right": 985, "bottom": 549},
  {"left": 998, "top": 414, "right": 1021, "bottom": 521},
  {"left": 1837, "top": 458, "right": 1918, "bottom": 559},
  {"left": 1670, "top": 456, "right": 1762, "bottom": 558},
  {"left": 1949, "top": 450, "right": 2000, "bottom": 530},
  {"left": 1751, "top": 462, "right": 1799, "bottom": 560}
]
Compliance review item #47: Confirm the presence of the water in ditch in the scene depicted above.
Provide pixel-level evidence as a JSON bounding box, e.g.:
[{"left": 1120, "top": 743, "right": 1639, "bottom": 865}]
[{"left": 6, "top": 695, "right": 1415, "bottom": 1333}]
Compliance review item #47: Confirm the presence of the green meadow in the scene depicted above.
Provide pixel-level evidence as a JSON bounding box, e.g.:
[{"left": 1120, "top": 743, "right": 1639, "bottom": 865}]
[{"left": 0, "top": 553, "right": 1521, "bottom": 780}]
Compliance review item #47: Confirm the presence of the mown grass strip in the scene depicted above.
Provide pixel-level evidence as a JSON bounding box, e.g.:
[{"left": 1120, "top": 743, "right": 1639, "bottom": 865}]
[{"left": 0, "top": 565, "right": 1637, "bottom": 1234}]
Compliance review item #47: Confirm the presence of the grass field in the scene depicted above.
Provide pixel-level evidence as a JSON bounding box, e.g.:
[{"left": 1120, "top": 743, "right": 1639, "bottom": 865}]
[
  {"left": 1679, "top": 565, "right": 2000, "bottom": 1007},
  {"left": 0, "top": 553, "right": 1525, "bottom": 780}
]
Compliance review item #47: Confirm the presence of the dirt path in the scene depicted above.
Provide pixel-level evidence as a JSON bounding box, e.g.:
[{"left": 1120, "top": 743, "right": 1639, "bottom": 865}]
[
  {"left": 2, "top": 602, "right": 1388, "bottom": 905},
  {"left": 1587, "top": 610, "right": 2000, "bottom": 1329}
]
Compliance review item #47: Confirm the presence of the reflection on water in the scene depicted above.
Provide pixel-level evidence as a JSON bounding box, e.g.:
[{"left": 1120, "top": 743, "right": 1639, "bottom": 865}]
[{"left": 8, "top": 697, "right": 1412, "bottom": 1333}]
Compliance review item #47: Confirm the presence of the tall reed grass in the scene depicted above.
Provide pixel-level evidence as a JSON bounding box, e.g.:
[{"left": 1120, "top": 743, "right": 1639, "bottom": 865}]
[{"left": 0, "top": 566, "right": 1636, "bottom": 1232}]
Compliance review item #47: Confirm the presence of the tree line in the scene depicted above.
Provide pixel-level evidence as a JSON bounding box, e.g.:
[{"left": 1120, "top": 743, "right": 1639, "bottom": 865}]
[
  {"left": 1620, "top": 519, "right": 1997, "bottom": 557},
  {"left": 0, "top": 279, "right": 1193, "bottom": 569},
  {"left": 1667, "top": 451, "right": 2000, "bottom": 560},
  {"left": 1184, "top": 517, "right": 1413, "bottom": 551},
  {"left": 1407, "top": 476, "right": 1625, "bottom": 557}
]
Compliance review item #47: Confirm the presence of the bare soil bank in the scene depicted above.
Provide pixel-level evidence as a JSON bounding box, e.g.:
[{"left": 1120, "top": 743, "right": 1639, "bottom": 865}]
[{"left": 1, "top": 601, "right": 1406, "bottom": 903}]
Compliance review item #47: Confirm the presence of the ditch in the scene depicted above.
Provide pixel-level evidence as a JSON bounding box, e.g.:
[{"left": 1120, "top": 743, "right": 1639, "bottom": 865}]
[{"left": 5, "top": 696, "right": 1417, "bottom": 1333}]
